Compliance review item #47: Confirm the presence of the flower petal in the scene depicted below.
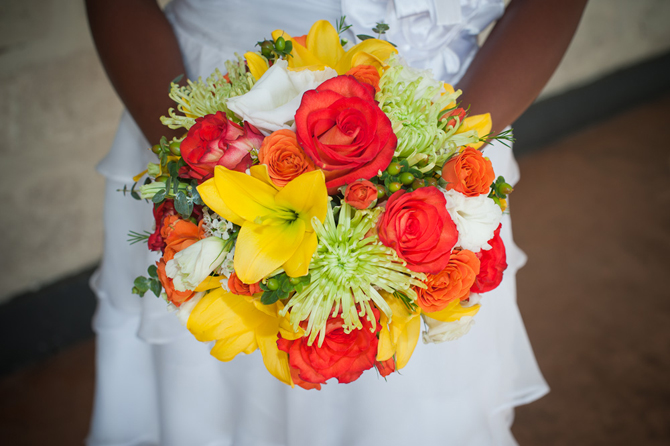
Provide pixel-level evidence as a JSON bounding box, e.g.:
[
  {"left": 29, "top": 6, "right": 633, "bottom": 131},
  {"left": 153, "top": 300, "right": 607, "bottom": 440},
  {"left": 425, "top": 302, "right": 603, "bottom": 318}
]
[
  {"left": 282, "top": 231, "right": 317, "bottom": 277},
  {"left": 457, "top": 113, "right": 492, "bottom": 149},
  {"left": 336, "top": 39, "right": 398, "bottom": 74},
  {"left": 257, "top": 329, "right": 293, "bottom": 386},
  {"left": 214, "top": 166, "right": 278, "bottom": 222},
  {"left": 272, "top": 29, "right": 325, "bottom": 68},
  {"left": 425, "top": 299, "right": 481, "bottom": 322},
  {"left": 274, "top": 170, "right": 328, "bottom": 224},
  {"left": 244, "top": 51, "right": 269, "bottom": 81},
  {"left": 210, "top": 332, "right": 258, "bottom": 361},
  {"left": 234, "top": 219, "right": 306, "bottom": 284},
  {"left": 194, "top": 275, "right": 224, "bottom": 292},
  {"left": 249, "top": 164, "right": 279, "bottom": 190},
  {"left": 305, "top": 20, "right": 345, "bottom": 70},
  {"left": 197, "top": 177, "right": 245, "bottom": 226}
]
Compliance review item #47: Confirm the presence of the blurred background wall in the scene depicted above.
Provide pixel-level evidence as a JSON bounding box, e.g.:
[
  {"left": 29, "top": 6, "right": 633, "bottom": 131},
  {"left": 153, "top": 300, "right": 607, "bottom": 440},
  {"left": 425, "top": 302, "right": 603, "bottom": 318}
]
[{"left": 1, "top": 0, "right": 670, "bottom": 304}]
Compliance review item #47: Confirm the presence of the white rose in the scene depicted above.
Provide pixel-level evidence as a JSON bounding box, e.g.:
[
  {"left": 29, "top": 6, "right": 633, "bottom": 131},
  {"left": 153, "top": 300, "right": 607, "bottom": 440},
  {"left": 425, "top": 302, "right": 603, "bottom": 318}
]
[
  {"left": 165, "top": 236, "right": 227, "bottom": 291},
  {"left": 422, "top": 314, "right": 476, "bottom": 344},
  {"left": 226, "top": 59, "right": 337, "bottom": 135},
  {"left": 443, "top": 189, "right": 502, "bottom": 252}
]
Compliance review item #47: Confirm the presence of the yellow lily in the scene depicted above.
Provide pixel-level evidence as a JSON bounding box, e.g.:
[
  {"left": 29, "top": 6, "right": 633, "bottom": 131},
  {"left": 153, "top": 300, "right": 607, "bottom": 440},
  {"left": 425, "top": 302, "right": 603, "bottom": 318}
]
[
  {"left": 244, "top": 52, "right": 270, "bottom": 82},
  {"left": 376, "top": 291, "right": 421, "bottom": 370},
  {"left": 423, "top": 299, "right": 481, "bottom": 323},
  {"left": 197, "top": 167, "right": 327, "bottom": 284},
  {"left": 268, "top": 20, "right": 397, "bottom": 75},
  {"left": 456, "top": 113, "right": 492, "bottom": 150},
  {"left": 187, "top": 287, "right": 302, "bottom": 385}
]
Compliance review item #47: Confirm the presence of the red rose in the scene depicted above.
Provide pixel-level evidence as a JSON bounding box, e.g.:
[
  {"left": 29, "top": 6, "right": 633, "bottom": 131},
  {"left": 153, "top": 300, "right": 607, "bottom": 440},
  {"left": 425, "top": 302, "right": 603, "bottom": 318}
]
[
  {"left": 180, "top": 111, "right": 264, "bottom": 181},
  {"left": 148, "top": 201, "right": 176, "bottom": 252},
  {"left": 377, "top": 187, "right": 458, "bottom": 274},
  {"left": 471, "top": 224, "right": 507, "bottom": 293},
  {"left": 344, "top": 179, "right": 378, "bottom": 209},
  {"left": 295, "top": 76, "right": 396, "bottom": 192},
  {"left": 227, "top": 272, "right": 261, "bottom": 296},
  {"left": 277, "top": 307, "right": 381, "bottom": 388}
]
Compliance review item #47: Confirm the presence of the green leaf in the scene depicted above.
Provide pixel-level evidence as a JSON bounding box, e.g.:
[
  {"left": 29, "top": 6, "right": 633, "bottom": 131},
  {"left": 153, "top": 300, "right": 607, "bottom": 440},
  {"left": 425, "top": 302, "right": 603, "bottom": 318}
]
[
  {"left": 152, "top": 189, "right": 167, "bottom": 204},
  {"left": 147, "top": 265, "right": 158, "bottom": 278},
  {"left": 134, "top": 276, "right": 151, "bottom": 293},
  {"left": 168, "top": 161, "right": 179, "bottom": 178},
  {"left": 174, "top": 190, "right": 192, "bottom": 217},
  {"left": 281, "top": 276, "right": 293, "bottom": 293},
  {"left": 357, "top": 34, "right": 374, "bottom": 41},
  {"left": 190, "top": 184, "right": 204, "bottom": 206},
  {"left": 149, "top": 279, "right": 162, "bottom": 298},
  {"left": 261, "top": 290, "right": 279, "bottom": 305}
]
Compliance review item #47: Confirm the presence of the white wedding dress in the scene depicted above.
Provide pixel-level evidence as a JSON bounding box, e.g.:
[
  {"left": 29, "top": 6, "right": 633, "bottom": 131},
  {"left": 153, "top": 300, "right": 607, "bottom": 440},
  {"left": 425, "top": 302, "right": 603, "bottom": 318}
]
[{"left": 88, "top": 1, "right": 548, "bottom": 445}]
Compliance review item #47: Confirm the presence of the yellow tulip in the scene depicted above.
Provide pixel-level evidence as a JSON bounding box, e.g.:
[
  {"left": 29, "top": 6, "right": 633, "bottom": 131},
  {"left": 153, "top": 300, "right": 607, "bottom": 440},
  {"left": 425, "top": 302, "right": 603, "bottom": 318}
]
[
  {"left": 376, "top": 291, "right": 421, "bottom": 370},
  {"left": 197, "top": 167, "right": 327, "bottom": 284},
  {"left": 271, "top": 20, "right": 397, "bottom": 75},
  {"left": 456, "top": 113, "right": 492, "bottom": 150},
  {"left": 187, "top": 288, "right": 302, "bottom": 385}
]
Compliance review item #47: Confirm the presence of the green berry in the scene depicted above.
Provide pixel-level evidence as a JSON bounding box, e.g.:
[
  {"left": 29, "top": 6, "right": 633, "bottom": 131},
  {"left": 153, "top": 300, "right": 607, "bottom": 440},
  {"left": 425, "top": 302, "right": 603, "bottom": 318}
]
[
  {"left": 151, "top": 144, "right": 161, "bottom": 154},
  {"left": 412, "top": 178, "right": 426, "bottom": 190},
  {"left": 376, "top": 184, "right": 387, "bottom": 200},
  {"left": 275, "top": 36, "right": 286, "bottom": 52},
  {"left": 499, "top": 182, "right": 514, "bottom": 195},
  {"left": 399, "top": 172, "right": 415, "bottom": 185},
  {"left": 266, "top": 278, "right": 279, "bottom": 291},
  {"left": 426, "top": 177, "right": 439, "bottom": 187},
  {"left": 169, "top": 141, "right": 181, "bottom": 156},
  {"left": 389, "top": 182, "right": 402, "bottom": 193},
  {"left": 260, "top": 40, "right": 274, "bottom": 57},
  {"left": 386, "top": 162, "right": 401, "bottom": 176},
  {"left": 289, "top": 276, "right": 301, "bottom": 285}
]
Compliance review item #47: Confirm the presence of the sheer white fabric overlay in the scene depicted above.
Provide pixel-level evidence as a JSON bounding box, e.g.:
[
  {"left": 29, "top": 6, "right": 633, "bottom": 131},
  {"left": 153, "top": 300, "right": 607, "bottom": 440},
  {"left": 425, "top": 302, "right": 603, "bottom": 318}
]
[{"left": 88, "top": 1, "right": 549, "bottom": 445}]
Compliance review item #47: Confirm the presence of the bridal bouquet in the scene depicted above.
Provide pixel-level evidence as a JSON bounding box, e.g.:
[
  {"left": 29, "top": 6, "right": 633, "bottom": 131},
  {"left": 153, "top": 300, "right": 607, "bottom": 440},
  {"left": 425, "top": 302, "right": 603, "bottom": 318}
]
[{"left": 129, "top": 19, "right": 513, "bottom": 389}]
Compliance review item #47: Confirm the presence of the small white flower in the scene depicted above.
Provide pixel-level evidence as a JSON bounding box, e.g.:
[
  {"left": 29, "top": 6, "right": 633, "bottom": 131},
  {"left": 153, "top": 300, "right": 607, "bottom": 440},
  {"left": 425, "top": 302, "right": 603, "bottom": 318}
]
[
  {"left": 226, "top": 59, "right": 337, "bottom": 135},
  {"left": 422, "top": 314, "right": 476, "bottom": 344},
  {"left": 443, "top": 189, "right": 502, "bottom": 252},
  {"left": 165, "top": 236, "right": 228, "bottom": 291}
]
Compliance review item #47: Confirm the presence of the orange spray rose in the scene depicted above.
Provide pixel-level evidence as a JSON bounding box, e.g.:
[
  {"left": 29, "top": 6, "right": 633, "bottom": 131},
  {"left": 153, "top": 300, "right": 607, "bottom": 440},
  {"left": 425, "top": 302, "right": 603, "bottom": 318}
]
[
  {"left": 258, "top": 129, "right": 315, "bottom": 187},
  {"left": 227, "top": 272, "right": 262, "bottom": 296},
  {"left": 441, "top": 147, "right": 495, "bottom": 197},
  {"left": 415, "top": 249, "right": 481, "bottom": 313},
  {"left": 345, "top": 64, "right": 381, "bottom": 92}
]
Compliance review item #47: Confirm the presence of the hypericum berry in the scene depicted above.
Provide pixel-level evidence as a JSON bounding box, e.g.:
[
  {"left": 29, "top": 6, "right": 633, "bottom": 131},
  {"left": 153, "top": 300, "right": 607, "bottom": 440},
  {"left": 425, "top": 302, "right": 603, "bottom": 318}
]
[
  {"left": 376, "top": 184, "right": 387, "bottom": 200},
  {"left": 151, "top": 144, "right": 161, "bottom": 154},
  {"left": 266, "top": 278, "right": 279, "bottom": 291},
  {"left": 426, "top": 177, "right": 439, "bottom": 187},
  {"left": 389, "top": 182, "right": 402, "bottom": 193},
  {"left": 386, "top": 162, "right": 401, "bottom": 176},
  {"left": 412, "top": 178, "right": 426, "bottom": 190},
  {"left": 289, "top": 276, "right": 301, "bottom": 285},
  {"left": 169, "top": 141, "right": 181, "bottom": 156},
  {"left": 499, "top": 182, "right": 514, "bottom": 195},
  {"left": 275, "top": 36, "right": 286, "bottom": 52},
  {"left": 260, "top": 40, "right": 274, "bottom": 57},
  {"left": 399, "top": 172, "right": 415, "bottom": 185}
]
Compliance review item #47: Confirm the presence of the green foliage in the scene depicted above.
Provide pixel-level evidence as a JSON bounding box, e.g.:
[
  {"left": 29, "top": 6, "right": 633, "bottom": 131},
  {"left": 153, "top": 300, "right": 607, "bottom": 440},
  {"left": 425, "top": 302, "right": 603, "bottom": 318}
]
[
  {"left": 132, "top": 265, "right": 162, "bottom": 298},
  {"left": 259, "top": 273, "right": 311, "bottom": 305}
]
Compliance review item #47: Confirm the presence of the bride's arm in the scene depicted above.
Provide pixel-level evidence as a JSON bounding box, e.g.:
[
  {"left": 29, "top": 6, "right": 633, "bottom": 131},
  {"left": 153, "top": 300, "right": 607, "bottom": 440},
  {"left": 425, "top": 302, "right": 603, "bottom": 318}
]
[
  {"left": 85, "top": 0, "right": 187, "bottom": 143},
  {"left": 456, "top": 0, "right": 588, "bottom": 136}
]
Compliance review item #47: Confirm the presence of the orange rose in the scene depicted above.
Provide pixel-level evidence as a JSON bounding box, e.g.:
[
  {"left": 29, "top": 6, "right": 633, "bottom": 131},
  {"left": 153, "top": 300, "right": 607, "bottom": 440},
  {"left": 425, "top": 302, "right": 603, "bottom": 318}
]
[
  {"left": 345, "top": 64, "right": 380, "bottom": 92},
  {"left": 344, "top": 179, "right": 378, "bottom": 209},
  {"left": 258, "top": 129, "right": 315, "bottom": 187},
  {"left": 415, "top": 249, "right": 480, "bottom": 313},
  {"left": 156, "top": 216, "right": 203, "bottom": 306},
  {"left": 441, "top": 147, "right": 495, "bottom": 197},
  {"left": 227, "top": 272, "right": 261, "bottom": 296}
]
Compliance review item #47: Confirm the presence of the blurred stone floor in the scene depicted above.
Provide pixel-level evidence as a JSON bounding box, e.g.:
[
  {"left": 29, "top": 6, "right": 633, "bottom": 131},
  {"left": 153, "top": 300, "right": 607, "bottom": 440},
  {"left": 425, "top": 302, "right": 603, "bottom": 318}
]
[{"left": 1, "top": 95, "right": 669, "bottom": 446}]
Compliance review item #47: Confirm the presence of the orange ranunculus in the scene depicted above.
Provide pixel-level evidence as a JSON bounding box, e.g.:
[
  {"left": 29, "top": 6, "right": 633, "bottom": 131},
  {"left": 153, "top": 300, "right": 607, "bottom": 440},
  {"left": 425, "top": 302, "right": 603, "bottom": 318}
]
[
  {"left": 227, "top": 272, "right": 262, "bottom": 296},
  {"left": 258, "top": 129, "right": 315, "bottom": 187},
  {"left": 345, "top": 64, "right": 381, "bottom": 92},
  {"left": 441, "top": 147, "right": 495, "bottom": 197},
  {"left": 415, "top": 249, "right": 481, "bottom": 313},
  {"left": 156, "top": 259, "right": 194, "bottom": 307}
]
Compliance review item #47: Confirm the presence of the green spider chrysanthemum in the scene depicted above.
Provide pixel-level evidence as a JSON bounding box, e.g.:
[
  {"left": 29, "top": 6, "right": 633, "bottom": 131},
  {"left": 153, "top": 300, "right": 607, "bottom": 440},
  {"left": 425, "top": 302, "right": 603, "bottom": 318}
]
[
  {"left": 161, "top": 54, "right": 255, "bottom": 131},
  {"left": 281, "top": 202, "right": 425, "bottom": 346},
  {"left": 376, "top": 56, "right": 481, "bottom": 172}
]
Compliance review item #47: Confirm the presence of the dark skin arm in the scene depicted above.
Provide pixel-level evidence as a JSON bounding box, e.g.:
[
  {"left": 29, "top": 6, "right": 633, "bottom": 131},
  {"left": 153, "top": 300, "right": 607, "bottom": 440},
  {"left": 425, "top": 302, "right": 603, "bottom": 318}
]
[
  {"left": 87, "top": 0, "right": 587, "bottom": 144},
  {"left": 457, "top": 0, "right": 588, "bottom": 136},
  {"left": 85, "top": 0, "right": 186, "bottom": 144}
]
